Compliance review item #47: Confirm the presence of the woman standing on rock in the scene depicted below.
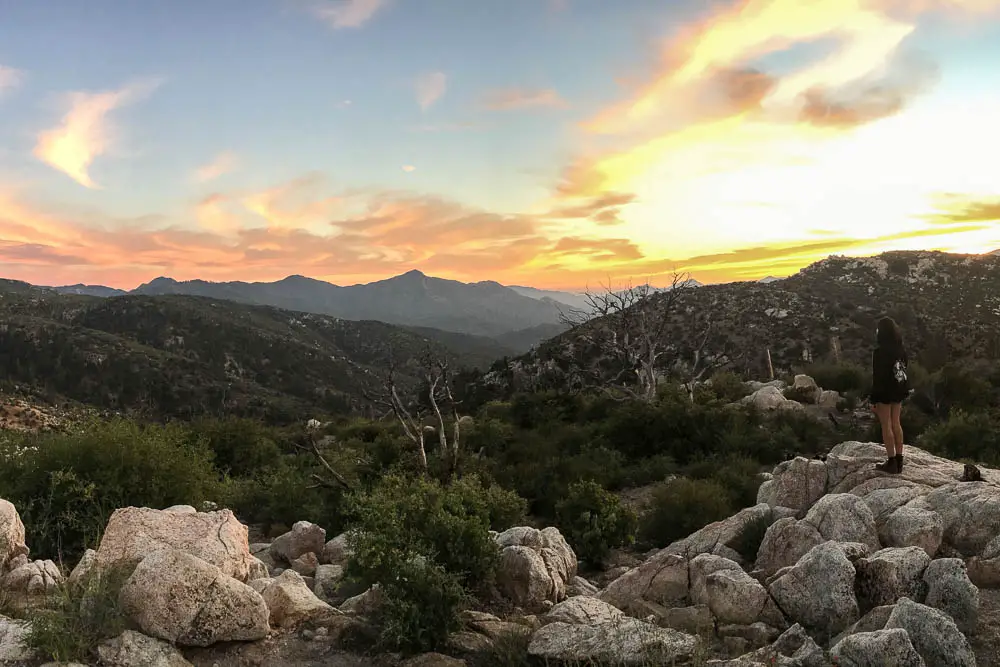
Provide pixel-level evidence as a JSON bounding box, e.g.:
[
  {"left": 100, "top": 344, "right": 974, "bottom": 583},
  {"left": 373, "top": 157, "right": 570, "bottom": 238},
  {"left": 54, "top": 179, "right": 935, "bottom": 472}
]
[{"left": 871, "top": 317, "right": 910, "bottom": 474}]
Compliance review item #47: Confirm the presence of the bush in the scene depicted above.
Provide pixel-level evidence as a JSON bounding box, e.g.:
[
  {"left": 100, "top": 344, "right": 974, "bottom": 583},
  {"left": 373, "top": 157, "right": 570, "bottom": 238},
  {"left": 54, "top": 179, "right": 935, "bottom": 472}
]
[
  {"left": 25, "top": 569, "right": 130, "bottom": 662},
  {"left": 638, "top": 478, "right": 734, "bottom": 549},
  {"left": 727, "top": 513, "right": 773, "bottom": 563},
  {"left": 804, "top": 362, "right": 869, "bottom": 395},
  {"left": 684, "top": 455, "right": 763, "bottom": 509},
  {"left": 707, "top": 371, "right": 751, "bottom": 403},
  {"left": 920, "top": 410, "right": 1000, "bottom": 466},
  {"left": 345, "top": 474, "right": 500, "bottom": 590},
  {"left": 186, "top": 417, "right": 284, "bottom": 477},
  {"left": 0, "top": 419, "right": 222, "bottom": 561},
  {"left": 555, "top": 480, "right": 637, "bottom": 567},
  {"left": 374, "top": 559, "right": 467, "bottom": 654}
]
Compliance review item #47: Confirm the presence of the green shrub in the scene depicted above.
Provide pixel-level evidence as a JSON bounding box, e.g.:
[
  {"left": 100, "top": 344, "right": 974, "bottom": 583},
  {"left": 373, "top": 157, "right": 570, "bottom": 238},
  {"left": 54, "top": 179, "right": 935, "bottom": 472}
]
[
  {"left": 345, "top": 474, "right": 499, "bottom": 589},
  {"left": 224, "top": 457, "right": 346, "bottom": 537},
  {"left": 25, "top": 569, "right": 130, "bottom": 662},
  {"left": 638, "top": 478, "right": 734, "bottom": 549},
  {"left": 727, "top": 513, "right": 773, "bottom": 563},
  {"left": 920, "top": 410, "right": 1000, "bottom": 466},
  {"left": 0, "top": 419, "right": 222, "bottom": 561},
  {"left": 374, "top": 558, "right": 467, "bottom": 654},
  {"left": 708, "top": 371, "right": 750, "bottom": 402},
  {"left": 804, "top": 362, "right": 869, "bottom": 395},
  {"left": 555, "top": 480, "right": 637, "bottom": 567},
  {"left": 684, "top": 455, "right": 763, "bottom": 509},
  {"left": 186, "top": 417, "right": 284, "bottom": 477}
]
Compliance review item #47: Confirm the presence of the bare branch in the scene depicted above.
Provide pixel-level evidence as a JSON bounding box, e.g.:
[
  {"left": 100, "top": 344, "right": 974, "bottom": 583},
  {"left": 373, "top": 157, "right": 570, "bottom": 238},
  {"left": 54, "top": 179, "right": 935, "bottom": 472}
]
[{"left": 293, "top": 436, "right": 355, "bottom": 491}]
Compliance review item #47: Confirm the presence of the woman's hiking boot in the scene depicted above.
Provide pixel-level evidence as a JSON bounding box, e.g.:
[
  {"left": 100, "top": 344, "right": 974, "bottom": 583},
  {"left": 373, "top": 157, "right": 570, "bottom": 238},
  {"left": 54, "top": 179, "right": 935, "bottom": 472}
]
[
  {"left": 895, "top": 454, "right": 903, "bottom": 474},
  {"left": 876, "top": 457, "right": 899, "bottom": 474}
]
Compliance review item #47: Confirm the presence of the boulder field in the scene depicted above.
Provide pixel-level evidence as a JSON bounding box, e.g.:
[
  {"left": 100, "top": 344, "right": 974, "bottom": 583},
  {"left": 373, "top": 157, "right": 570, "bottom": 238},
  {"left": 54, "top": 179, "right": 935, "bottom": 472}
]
[{"left": 0, "top": 440, "right": 996, "bottom": 666}]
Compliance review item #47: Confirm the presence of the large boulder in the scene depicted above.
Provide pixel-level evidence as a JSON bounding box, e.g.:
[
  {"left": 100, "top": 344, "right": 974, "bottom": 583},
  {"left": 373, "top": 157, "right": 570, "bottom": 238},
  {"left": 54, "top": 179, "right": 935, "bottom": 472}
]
[
  {"left": 762, "top": 458, "right": 828, "bottom": 514},
  {"left": 855, "top": 547, "right": 930, "bottom": 610},
  {"left": 96, "top": 507, "right": 254, "bottom": 581},
  {"left": 527, "top": 618, "right": 698, "bottom": 665},
  {"left": 258, "top": 569, "right": 341, "bottom": 628},
  {"left": 269, "top": 521, "right": 326, "bottom": 565},
  {"left": 97, "top": 630, "right": 193, "bottom": 667},
  {"left": 829, "top": 628, "right": 924, "bottom": 667},
  {"left": 922, "top": 559, "right": 978, "bottom": 635},
  {"left": 119, "top": 549, "right": 269, "bottom": 647},
  {"left": 690, "top": 555, "right": 771, "bottom": 625},
  {"left": 321, "top": 533, "right": 351, "bottom": 566},
  {"left": 768, "top": 541, "right": 859, "bottom": 637},
  {"left": 802, "top": 494, "right": 880, "bottom": 552},
  {"left": 879, "top": 506, "right": 944, "bottom": 557},
  {"left": 495, "top": 527, "right": 577, "bottom": 610},
  {"left": 544, "top": 596, "right": 623, "bottom": 625},
  {"left": 884, "top": 598, "right": 975, "bottom": 667},
  {"left": 598, "top": 551, "right": 689, "bottom": 611},
  {"left": 922, "top": 482, "right": 1000, "bottom": 556},
  {"left": 755, "top": 518, "right": 824, "bottom": 576},
  {"left": 0, "top": 500, "right": 28, "bottom": 573}
]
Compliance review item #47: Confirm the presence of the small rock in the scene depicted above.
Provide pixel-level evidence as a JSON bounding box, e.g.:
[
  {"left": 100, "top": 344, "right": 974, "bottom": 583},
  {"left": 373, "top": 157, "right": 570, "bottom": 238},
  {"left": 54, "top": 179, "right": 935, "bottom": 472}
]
[
  {"left": 527, "top": 618, "right": 699, "bottom": 666},
  {"left": 4, "top": 559, "right": 64, "bottom": 594},
  {"left": 270, "top": 521, "right": 326, "bottom": 565},
  {"left": 260, "top": 570, "right": 342, "bottom": 629},
  {"left": 544, "top": 596, "right": 623, "bottom": 625},
  {"left": 321, "top": 533, "right": 352, "bottom": 565},
  {"left": 290, "top": 552, "right": 319, "bottom": 577}
]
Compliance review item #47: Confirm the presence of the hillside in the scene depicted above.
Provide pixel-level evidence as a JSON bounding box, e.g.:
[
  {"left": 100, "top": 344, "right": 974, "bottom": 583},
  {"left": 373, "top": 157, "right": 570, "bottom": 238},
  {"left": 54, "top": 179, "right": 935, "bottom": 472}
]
[
  {"left": 0, "top": 284, "right": 505, "bottom": 422},
  {"left": 485, "top": 251, "right": 1000, "bottom": 394}
]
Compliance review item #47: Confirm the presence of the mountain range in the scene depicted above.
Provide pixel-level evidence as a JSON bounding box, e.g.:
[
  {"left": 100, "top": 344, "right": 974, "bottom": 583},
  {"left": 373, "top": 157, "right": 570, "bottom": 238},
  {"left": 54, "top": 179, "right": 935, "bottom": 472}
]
[{"left": 45, "top": 271, "right": 591, "bottom": 346}]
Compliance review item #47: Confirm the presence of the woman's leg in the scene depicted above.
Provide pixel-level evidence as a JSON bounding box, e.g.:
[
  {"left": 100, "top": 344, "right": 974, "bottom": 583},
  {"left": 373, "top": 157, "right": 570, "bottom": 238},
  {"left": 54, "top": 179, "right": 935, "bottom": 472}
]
[
  {"left": 873, "top": 403, "right": 898, "bottom": 472},
  {"left": 890, "top": 403, "right": 904, "bottom": 456},
  {"left": 873, "top": 403, "right": 896, "bottom": 458}
]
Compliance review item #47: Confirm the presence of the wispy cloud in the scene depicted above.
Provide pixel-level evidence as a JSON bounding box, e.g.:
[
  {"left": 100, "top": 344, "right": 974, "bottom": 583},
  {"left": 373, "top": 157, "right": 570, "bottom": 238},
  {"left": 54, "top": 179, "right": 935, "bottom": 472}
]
[
  {"left": 414, "top": 71, "right": 447, "bottom": 111},
  {"left": 481, "top": 88, "right": 568, "bottom": 111},
  {"left": 311, "top": 0, "right": 388, "bottom": 29},
  {"left": 401, "top": 165, "right": 416, "bottom": 173},
  {"left": 195, "top": 151, "right": 239, "bottom": 183},
  {"left": 33, "top": 79, "right": 160, "bottom": 189},
  {"left": 0, "top": 66, "right": 24, "bottom": 96}
]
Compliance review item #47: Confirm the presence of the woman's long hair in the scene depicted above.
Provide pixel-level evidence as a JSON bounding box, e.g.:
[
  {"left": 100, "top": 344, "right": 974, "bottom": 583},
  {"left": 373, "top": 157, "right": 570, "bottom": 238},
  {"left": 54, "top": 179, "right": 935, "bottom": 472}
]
[{"left": 876, "top": 316, "right": 904, "bottom": 352}]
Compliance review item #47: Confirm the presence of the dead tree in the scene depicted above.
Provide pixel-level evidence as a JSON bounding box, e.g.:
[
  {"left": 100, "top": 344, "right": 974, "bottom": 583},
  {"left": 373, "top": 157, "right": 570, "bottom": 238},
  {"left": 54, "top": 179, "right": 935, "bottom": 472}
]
[
  {"left": 559, "top": 273, "right": 687, "bottom": 402},
  {"left": 363, "top": 349, "right": 463, "bottom": 474},
  {"left": 294, "top": 430, "right": 356, "bottom": 492}
]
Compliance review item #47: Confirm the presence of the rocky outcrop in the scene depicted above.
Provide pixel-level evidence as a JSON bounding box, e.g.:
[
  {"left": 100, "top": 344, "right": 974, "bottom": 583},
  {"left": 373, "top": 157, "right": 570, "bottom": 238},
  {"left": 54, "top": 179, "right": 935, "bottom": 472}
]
[
  {"left": 527, "top": 618, "right": 699, "bottom": 665},
  {"left": 4, "top": 559, "right": 63, "bottom": 594},
  {"left": 494, "top": 527, "right": 577, "bottom": 610},
  {"left": 922, "top": 559, "right": 979, "bottom": 635},
  {"left": 119, "top": 549, "right": 269, "bottom": 647},
  {"left": 96, "top": 507, "right": 254, "bottom": 581}
]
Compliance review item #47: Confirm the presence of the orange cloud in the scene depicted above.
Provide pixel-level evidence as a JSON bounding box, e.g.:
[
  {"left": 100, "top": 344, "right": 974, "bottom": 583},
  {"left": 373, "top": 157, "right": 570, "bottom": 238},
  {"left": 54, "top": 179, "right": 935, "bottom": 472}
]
[
  {"left": 33, "top": 79, "right": 160, "bottom": 189},
  {"left": 311, "top": 0, "right": 388, "bottom": 29},
  {"left": 194, "top": 151, "right": 239, "bottom": 183},
  {"left": 481, "top": 88, "right": 568, "bottom": 111}
]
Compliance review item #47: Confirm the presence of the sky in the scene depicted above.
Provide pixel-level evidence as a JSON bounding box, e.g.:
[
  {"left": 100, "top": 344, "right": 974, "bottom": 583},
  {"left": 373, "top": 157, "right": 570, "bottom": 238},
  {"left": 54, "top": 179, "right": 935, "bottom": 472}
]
[{"left": 1, "top": 0, "right": 999, "bottom": 291}]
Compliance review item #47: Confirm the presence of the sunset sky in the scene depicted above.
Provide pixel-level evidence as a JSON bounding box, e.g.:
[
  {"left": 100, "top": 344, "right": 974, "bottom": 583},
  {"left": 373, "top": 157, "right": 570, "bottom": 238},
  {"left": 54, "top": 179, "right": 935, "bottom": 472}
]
[{"left": 1, "top": 0, "right": 999, "bottom": 290}]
